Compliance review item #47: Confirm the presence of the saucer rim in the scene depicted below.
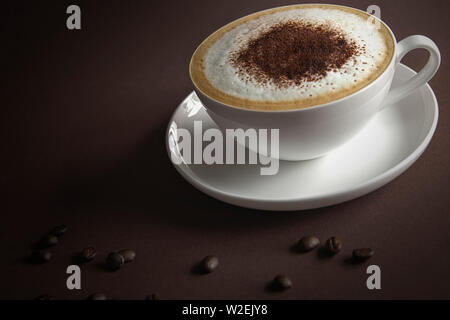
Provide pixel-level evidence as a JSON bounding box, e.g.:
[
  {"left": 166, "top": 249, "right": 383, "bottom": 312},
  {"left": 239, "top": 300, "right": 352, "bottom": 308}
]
[{"left": 166, "top": 64, "right": 438, "bottom": 209}]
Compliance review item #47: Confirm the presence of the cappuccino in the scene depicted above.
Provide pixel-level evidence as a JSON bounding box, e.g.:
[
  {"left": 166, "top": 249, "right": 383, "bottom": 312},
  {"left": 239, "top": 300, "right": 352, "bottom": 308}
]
[{"left": 190, "top": 4, "right": 394, "bottom": 110}]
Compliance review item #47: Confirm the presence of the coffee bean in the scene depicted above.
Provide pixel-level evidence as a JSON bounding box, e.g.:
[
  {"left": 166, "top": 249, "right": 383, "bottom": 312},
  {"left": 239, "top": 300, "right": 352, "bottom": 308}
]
[
  {"left": 106, "top": 252, "right": 124, "bottom": 270},
  {"left": 145, "top": 293, "right": 159, "bottom": 300},
  {"left": 200, "top": 255, "right": 219, "bottom": 273},
  {"left": 34, "top": 294, "right": 51, "bottom": 300},
  {"left": 297, "top": 235, "right": 320, "bottom": 252},
  {"left": 80, "top": 246, "right": 97, "bottom": 262},
  {"left": 272, "top": 275, "right": 292, "bottom": 291},
  {"left": 352, "top": 248, "right": 374, "bottom": 262},
  {"left": 118, "top": 249, "right": 136, "bottom": 263},
  {"left": 88, "top": 293, "right": 107, "bottom": 300},
  {"left": 32, "top": 250, "right": 52, "bottom": 263},
  {"left": 49, "top": 224, "right": 67, "bottom": 237},
  {"left": 39, "top": 234, "right": 58, "bottom": 248},
  {"left": 324, "top": 236, "right": 342, "bottom": 254}
]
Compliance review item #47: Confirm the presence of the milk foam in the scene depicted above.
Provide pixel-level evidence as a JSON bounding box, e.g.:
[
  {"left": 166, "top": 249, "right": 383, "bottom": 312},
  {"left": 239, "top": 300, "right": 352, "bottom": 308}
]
[{"left": 203, "top": 7, "right": 389, "bottom": 102}]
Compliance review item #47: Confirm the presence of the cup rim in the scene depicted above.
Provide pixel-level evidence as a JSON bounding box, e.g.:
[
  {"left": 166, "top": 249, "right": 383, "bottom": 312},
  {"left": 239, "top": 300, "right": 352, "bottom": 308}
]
[{"left": 189, "top": 3, "right": 398, "bottom": 114}]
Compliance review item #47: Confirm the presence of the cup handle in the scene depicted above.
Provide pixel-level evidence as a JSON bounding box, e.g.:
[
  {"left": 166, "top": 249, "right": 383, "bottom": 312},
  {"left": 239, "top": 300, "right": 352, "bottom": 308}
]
[{"left": 382, "top": 35, "right": 440, "bottom": 108}]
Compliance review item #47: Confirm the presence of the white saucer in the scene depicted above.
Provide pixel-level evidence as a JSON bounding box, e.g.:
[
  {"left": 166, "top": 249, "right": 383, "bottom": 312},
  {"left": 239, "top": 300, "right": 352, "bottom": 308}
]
[{"left": 166, "top": 64, "right": 438, "bottom": 211}]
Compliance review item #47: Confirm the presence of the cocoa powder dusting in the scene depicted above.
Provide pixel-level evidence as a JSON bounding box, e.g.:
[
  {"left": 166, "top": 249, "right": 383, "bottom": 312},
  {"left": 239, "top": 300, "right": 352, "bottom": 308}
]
[{"left": 229, "top": 21, "right": 361, "bottom": 88}]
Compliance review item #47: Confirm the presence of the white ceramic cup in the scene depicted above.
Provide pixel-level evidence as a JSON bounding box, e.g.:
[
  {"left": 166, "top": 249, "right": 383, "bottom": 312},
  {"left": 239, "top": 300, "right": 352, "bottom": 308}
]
[{"left": 191, "top": 6, "right": 441, "bottom": 161}]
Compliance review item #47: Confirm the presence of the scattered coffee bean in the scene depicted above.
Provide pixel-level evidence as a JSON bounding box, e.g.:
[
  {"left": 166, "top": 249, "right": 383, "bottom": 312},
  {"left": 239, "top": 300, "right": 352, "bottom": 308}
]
[
  {"left": 80, "top": 246, "right": 97, "bottom": 262},
  {"left": 106, "top": 252, "right": 124, "bottom": 270},
  {"left": 145, "top": 293, "right": 159, "bottom": 300},
  {"left": 272, "top": 275, "right": 292, "bottom": 291},
  {"left": 352, "top": 248, "right": 374, "bottom": 262},
  {"left": 118, "top": 249, "right": 136, "bottom": 263},
  {"left": 39, "top": 234, "right": 58, "bottom": 248},
  {"left": 324, "top": 236, "right": 342, "bottom": 254},
  {"left": 88, "top": 293, "right": 107, "bottom": 300},
  {"left": 297, "top": 235, "right": 320, "bottom": 252},
  {"left": 200, "top": 255, "right": 219, "bottom": 273},
  {"left": 34, "top": 294, "right": 51, "bottom": 300},
  {"left": 49, "top": 224, "right": 67, "bottom": 237},
  {"left": 32, "top": 250, "right": 52, "bottom": 263}
]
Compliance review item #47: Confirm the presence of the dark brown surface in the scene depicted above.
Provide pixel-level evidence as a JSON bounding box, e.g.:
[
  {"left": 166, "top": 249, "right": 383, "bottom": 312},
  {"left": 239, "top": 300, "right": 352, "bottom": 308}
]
[{"left": 1, "top": 0, "right": 449, "bottom": 299}]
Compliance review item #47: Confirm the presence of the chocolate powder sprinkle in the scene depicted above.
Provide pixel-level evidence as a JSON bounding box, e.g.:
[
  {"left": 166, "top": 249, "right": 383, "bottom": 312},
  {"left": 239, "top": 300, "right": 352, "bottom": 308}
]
[{"left": 229, "top": 21, "right": 361, "bottom": 88}]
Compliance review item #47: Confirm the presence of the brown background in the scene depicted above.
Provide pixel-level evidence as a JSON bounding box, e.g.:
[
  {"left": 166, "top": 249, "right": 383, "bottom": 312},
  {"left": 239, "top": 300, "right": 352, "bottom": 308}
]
[{"left": 1, "top": 0, "right": 449, "bottom": 299}]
